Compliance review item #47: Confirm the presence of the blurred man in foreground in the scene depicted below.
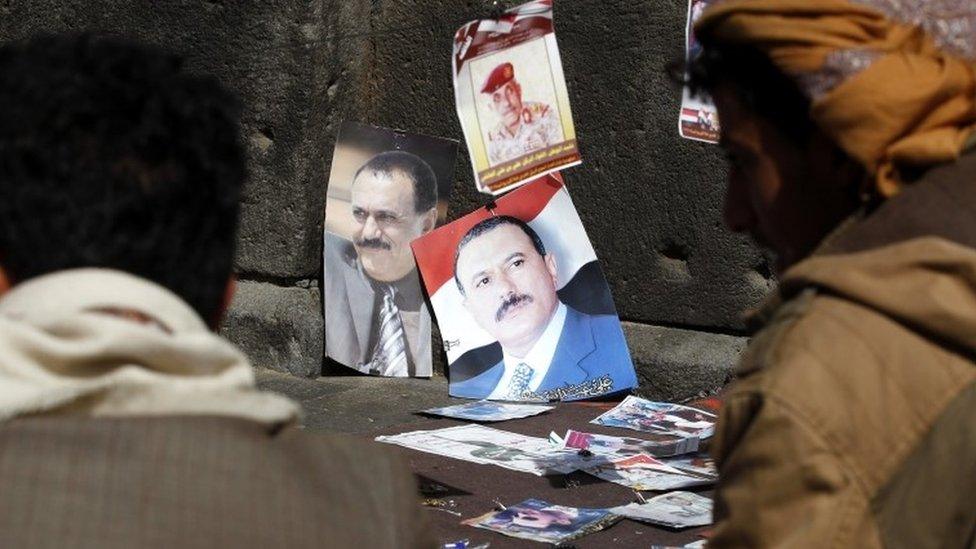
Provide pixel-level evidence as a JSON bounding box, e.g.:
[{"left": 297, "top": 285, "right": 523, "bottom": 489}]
[
  {"left": 690, "top": 1, "right": 976, "bottom": 546},
  {"left": 0, "top": 34, "right": 430, "bottom": 548}
]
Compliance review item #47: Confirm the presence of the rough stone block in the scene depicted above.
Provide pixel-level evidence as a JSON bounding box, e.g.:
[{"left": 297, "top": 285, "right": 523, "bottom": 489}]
[
  {"left": 353, "top": 0, "right": 776, "bottom": 332},
  {"left": 623, "top": 322, "right": 747, "bottom": 402},
  {"left": 0, "top": 0, "right": 335, "bottom": 279},
  {"left": 220, "top": 281, "right": 323, "bottom": 378}
]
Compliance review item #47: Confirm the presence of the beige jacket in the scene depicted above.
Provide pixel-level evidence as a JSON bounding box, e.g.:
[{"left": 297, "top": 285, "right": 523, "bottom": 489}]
[{"left": 708, "top": 151, "right": 976, "bottom": 548}]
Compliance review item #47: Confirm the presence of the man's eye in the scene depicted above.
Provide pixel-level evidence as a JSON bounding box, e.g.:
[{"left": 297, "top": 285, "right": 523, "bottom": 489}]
[
  {"left": 511, "top": 259, "right": 524, "bottom": 268},
  {"left": 352, "top": 210, "right": 367, "bottom": 222},
  {"left": 376, "top": 213, "right": 396, "bottom": 224},
  {"left": 475, "top": 276, "right": 490, "bottom": 288}
]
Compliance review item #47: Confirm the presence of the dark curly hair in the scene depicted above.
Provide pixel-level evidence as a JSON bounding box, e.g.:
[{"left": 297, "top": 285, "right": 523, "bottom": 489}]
[
  {"left": 353, "top": 150, "right": 438, "bottom": 213},
  {"left": 453, "top": 215, "right": 546, "bottom": 296},
  {"left": 0, "top": 33, "right": 246, "bottom": 323}
]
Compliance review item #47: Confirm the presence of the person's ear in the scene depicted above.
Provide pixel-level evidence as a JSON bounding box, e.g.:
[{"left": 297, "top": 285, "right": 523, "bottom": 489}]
[
  {"left": 421, "top": 207, "right": 438, "bottom": 234},
  {"left": 0, "top": 264, "right": 11, "bottom": 297},
  {"left": 210, "top": 274, "right": 237, "bottom": 330},
  {"left": 544, "top": 253, "right": 558, "bottom": 285}
]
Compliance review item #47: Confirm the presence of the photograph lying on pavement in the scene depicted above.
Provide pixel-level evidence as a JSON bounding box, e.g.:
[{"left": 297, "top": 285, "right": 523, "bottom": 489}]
[{"left": 464, "top": 498, "right": 620, "bottom": 544}]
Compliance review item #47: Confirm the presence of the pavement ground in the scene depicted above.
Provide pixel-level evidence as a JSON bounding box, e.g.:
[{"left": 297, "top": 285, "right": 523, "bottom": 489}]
[{"left": 255, "top": 368, "right": 713, "bottom": 548}]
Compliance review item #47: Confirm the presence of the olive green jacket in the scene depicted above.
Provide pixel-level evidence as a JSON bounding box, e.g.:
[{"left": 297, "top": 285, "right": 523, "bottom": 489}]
[{"left": 708, "top": 150, "right": 976, "bottom": 548}]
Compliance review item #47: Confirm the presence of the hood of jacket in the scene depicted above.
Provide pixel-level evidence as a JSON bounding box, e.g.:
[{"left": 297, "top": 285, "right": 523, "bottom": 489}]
[
  {"left": 0, "top": 268, "right": 300, "bottom": 426},
  {"left": 763, "top": 147, "right": 976, "bottom": 360}
]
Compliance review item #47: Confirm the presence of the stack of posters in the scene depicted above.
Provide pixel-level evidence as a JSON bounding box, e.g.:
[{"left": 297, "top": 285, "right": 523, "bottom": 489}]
[
  {"left": 579, "top": 454, "right": 715, "bottom": 491},
  {"left": 375, "top": 424, "right": 599, "bottom": 476},
  {"left": 453, "top": 0, "right": 581, "bottom": 194},
  {"left": 421, "top": 400, "right": 554, "bottom": 422},
  {"left": 322, "top": 121, "right": 458, "bottom": 378},
  {"left": 562, "top": 428, "right": 701, "bottom": 458},
  {"left": 411, "top": 175, "right": 637, "bottom": 401},
  {"left": 591, "top": 396, "right": 716, "bottom": 439},
  {"left": 610, "top": 491, "right": 713, "bottom": 529},
  {"left": 463, "top": 499, "right": 620, "bottom": 545}
]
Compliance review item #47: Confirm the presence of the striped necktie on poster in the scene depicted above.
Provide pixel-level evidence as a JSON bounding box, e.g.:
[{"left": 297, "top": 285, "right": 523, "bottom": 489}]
[
  {"left": 507, "top": 362, "right": 535, "bottom": 400},
  {"left": 367, "top": 285, "right": 408, "bottom": 376}
]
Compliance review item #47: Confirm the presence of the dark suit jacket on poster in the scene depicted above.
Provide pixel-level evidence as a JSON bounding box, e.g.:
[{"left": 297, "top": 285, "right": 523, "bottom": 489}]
[
  {"left": 450, "top": 305, "right": 637, "bottom": 400},
  {"left": 323, "top": 232, "right": 432, "bottom": 376}
]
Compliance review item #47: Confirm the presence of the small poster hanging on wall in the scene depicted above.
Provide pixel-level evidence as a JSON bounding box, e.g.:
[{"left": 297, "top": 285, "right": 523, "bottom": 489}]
[
  {"left": 452, "top": 0, "right": 581, "bottom": 195},
  {"left": 679, "top": 0, "right": 720, "bottom": 143}
]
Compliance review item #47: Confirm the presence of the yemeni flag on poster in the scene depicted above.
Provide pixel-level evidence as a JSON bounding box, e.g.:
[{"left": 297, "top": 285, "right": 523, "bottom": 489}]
[{"left": 411, "top": 175, "right": 637, "bottom": 401}]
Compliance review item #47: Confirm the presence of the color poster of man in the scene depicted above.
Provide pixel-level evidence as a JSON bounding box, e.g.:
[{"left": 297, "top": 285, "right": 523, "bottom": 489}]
[
  {"left": 422, "top": 400, "right": 554, "bottom": 422},
  {"left": 563, "top": 429, "right": 701, "bottom": 458},
  {"left": 464, "top": 499, "right": 619, "bottom": 544},
  {"left": 323, "top": 121, "right": 458, "bottom": 377},
  {"left": 678, "top": 0, "right": 720, "bottom": 143},
  {"left": 411, "top": 174, "right": 638, "bottom": 401},
  {"left": 453, "top": 0, "right": 581, "bottom": 195},
  {"left": 592, "top": 396, "right": 716, "bottom": 438},
  {"left": 581, "top": 454, "right": 713, "bottom": 491}
]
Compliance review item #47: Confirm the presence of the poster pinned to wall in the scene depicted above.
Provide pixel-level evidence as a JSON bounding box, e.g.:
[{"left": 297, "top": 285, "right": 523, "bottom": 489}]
[
  {"left": 323, "top": 121, "right": 458, "bottom": 378},
  {"left": 679, "top": 0, "right": 720, "bottom": 143},
  {"left": 411, "top": 174, "right": 637, "bottom": 401},
  {"left": 452, "top": 0, "right": 581, "bottom": 196}
]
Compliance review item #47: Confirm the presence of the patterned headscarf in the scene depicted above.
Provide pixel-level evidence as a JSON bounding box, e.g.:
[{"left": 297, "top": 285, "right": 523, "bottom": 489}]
[{"left": 696, "top": 0, "right": 976, "bottom": 197}]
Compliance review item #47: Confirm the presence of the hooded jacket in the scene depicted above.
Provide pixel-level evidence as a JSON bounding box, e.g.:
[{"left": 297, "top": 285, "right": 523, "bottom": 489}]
[{"left": 708, "top": 149, "right": 976, "bottom": 548}]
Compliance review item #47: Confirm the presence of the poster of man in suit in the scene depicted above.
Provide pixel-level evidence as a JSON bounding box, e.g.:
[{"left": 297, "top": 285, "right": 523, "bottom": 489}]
[
  {"left": 412, "top": 174, "right": 637, "bottom": 400},
  {"left": 323, "top": 122, "right": 458, "bottom": 377}
]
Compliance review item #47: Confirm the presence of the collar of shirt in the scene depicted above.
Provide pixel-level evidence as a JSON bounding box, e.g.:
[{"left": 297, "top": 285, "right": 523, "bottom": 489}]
[
  {"left": 487, "top": 301, "right": 567, "bottom": 400},
  {"left": 356, "top": 259, "right": 425, "bottom": 312}
]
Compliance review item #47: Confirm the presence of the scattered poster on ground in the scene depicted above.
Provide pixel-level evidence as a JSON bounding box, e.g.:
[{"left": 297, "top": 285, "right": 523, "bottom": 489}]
[
  {"left": 679, "top": 0, "right": 720, "bottom": 143},
  {"left": 664, "top": 455, "right": 718, "bottom": 481},
  {"left": 464, "top": 499, "right": 620, "bottom": 545},
  {"left": 422, "top": 400, "right": 554, "bottom": 422},
  {"left": 591, "top": 396, "right": 715, "bottom": 438},
  {"left": 452, "top": 0, "right": 580, "bottom": 195},
  {"left": 580, "top": 454, "right": 715, "bottom": 491},
  {"left": 323, "top": 121, "right": 458, "bottom": 378},
  {"left": 562, "top": 429, "right": 700, "bottom": 458},
  {"left": 412, "top": 175, "right": 637, "bottom": 401},
  {"left": 610, "top": 491, "right": 713, "bottom": 529},
  {"left": 375, "top": 424, "right": 596, "bottom": 476}
]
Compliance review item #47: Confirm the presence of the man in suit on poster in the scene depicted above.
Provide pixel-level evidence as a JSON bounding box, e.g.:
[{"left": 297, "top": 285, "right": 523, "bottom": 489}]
[
  {"left": 324, "top": 151, "right": 438, "bottom": 377},
  {"left": 450, "top": 215, "right": 636, "bottom": 400}
]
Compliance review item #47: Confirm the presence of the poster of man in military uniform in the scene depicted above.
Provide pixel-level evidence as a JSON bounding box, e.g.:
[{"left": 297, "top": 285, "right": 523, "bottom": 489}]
[
  {"left": 452, "top": 0, "right": 581, "bottom": 195},
  {"left": 481, "top": 61, "right": 563, "bottom": 166}
]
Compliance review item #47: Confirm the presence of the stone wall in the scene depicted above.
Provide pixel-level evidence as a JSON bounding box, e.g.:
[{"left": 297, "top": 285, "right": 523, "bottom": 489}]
[{"left": 0, "top": 0, "right": 769, "bottom": 401}]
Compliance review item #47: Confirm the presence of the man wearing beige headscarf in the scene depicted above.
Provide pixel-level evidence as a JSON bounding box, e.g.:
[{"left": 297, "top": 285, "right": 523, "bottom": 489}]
[
  {"left": 0, "top": 34, "right": 431, "bottom": 548},
  {"left": 688, "top": 1, "right": 976, "bottom": 546}
]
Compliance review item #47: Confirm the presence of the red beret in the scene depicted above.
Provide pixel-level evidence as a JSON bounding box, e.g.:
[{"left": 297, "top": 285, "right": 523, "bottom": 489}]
[{"left": 481, "top": 62, "right": 515, "bottom": 94}]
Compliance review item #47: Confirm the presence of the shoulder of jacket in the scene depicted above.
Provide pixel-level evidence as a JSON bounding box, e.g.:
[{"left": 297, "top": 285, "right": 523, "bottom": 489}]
[{"left": 736, "top": 288, "right": 819, "bottom": 377}]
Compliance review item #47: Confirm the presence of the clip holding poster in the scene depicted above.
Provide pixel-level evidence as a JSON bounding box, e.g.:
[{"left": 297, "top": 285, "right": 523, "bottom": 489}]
[
  {"left": 453, "top": 0, "right": 581, "bottom": 196},
  {"left": 679, "top": 0, "right": 720, "bottom": 143}
]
